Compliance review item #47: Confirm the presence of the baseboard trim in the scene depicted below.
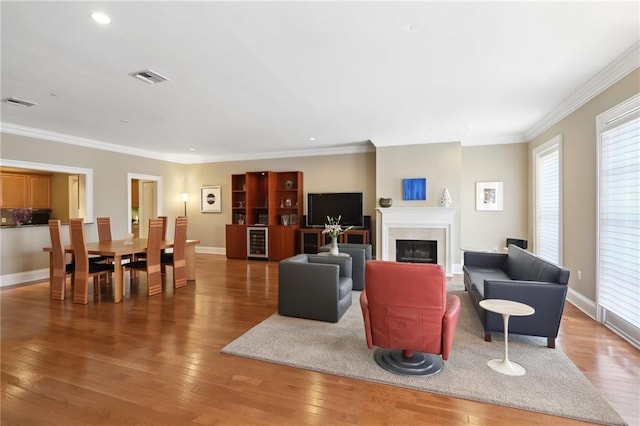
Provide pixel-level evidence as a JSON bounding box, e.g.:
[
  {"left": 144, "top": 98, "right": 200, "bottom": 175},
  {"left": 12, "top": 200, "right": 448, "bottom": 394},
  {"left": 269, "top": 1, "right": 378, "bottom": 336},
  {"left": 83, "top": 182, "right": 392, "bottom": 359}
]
[
  {"left": 0, "top": 268, "right": 49, "bottom": 287},
  {"left": 566, "top": 286, "right": 596, "bottom": 320},
  {"left": 196, "top": 246, "right": 226, "bottom": 256}
]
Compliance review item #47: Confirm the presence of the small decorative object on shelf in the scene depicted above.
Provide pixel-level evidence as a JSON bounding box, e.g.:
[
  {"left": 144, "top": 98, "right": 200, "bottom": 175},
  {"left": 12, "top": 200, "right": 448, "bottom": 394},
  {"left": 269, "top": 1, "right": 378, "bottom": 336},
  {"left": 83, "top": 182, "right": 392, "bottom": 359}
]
[
  {"left": 284, "top": 180, "right": 294, "bottom": 190},
  {"left": 379, "top": 197, "right": 393, "bottom": 208},
  {"left": 322, "top": 216, "right": 353, "bottom": 255},
  {"left": 439, "top": 188, "right": 452, "bottom": 208}
]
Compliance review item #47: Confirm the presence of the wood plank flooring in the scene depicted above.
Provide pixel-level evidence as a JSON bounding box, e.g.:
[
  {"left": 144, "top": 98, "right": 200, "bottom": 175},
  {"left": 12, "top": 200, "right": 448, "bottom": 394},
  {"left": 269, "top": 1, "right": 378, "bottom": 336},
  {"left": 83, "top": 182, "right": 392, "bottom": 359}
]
[{"left": 2, "top": 254, "right": 638, "bottom": 425}]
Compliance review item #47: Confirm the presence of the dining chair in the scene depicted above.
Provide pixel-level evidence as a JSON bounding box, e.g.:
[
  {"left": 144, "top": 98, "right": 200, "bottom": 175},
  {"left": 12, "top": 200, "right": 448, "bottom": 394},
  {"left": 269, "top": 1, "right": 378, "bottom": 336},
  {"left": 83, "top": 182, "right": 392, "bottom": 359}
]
[
  {"left": 92, "top": 216, "right": 115, "bottom": 265},
  {"left": 48, "top": 219, "right": 75, "bottom": 301},
  {"left": 161, "top": 216, "right": 188, "bottom": 288},
  {"left": 123, "top": 218, "right": 164, "bottom": 296},
  {"left": 69, "top": 218, "right": 114, "bottom": 304}
]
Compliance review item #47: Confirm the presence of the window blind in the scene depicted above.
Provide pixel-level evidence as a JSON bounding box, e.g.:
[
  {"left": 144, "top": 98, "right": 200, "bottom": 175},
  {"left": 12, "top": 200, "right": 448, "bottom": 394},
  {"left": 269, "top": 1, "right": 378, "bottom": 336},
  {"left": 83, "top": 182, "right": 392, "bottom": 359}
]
[
  {"left": 535, "top": 142, "right": 560, "bottom": 264},
  {"left": 598, "top": 112, "right": 640, "bottom": 346}
]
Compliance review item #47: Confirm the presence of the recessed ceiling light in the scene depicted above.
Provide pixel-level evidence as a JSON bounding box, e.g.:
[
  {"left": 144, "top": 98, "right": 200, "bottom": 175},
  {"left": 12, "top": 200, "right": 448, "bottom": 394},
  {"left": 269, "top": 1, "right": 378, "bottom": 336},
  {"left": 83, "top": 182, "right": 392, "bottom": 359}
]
[
  {"left": 91, "top": 12, "right": 111, "bottom": 25},
  {"left": 309, "top": 137, "right": 316, "bottom": 141},
  {"left": 120, "top": 119, "right": 129, "bottom": 123},
  {"left": 189, "top": 148, "right": 196, "bottom": 151}
]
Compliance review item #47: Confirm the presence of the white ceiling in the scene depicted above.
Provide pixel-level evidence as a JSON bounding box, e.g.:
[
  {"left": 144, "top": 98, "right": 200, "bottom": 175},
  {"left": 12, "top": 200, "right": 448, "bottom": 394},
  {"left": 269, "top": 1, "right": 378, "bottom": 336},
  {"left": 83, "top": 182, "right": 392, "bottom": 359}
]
[{"left": 1, "top": 2, "right": 639, "bottom": 164}]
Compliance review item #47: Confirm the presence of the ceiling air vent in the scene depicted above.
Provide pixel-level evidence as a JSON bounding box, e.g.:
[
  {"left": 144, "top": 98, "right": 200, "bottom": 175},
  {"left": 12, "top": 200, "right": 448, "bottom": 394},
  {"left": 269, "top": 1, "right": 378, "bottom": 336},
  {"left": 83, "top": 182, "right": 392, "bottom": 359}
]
[
  {"left": 3, "top": 97, "right": 37, "bottom": 108},
  {"left": 131, "top": 69, "right": 170, "bottom": 84}
]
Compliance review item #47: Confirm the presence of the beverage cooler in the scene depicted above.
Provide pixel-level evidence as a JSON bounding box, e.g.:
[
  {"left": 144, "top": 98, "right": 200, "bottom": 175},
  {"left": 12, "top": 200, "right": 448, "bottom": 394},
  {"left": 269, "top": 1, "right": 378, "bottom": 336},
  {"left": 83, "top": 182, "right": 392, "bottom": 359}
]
[{"left": 247, "top": 226, "right": 268, "bottom": 259}]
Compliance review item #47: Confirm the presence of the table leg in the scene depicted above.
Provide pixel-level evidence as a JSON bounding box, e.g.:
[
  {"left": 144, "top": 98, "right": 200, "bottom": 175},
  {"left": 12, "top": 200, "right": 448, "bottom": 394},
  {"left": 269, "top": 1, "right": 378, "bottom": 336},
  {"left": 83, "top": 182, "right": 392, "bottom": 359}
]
[
  {"left": 185, "top": 245, "right": 196, "bottom": 281},
  {"left": 114, "top": 255, "right": 123, "bottom": 303},
  {"left": 487, "top": 313, "right": 527, "bottom": 376}
]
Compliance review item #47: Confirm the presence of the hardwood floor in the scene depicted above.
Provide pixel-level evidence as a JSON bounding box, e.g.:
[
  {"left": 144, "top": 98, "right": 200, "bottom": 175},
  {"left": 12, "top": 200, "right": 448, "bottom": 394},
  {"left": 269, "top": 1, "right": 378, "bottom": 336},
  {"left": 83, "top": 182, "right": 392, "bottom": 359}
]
[{"left": 2, "top": 254, "right": 638, "bottom": 425}]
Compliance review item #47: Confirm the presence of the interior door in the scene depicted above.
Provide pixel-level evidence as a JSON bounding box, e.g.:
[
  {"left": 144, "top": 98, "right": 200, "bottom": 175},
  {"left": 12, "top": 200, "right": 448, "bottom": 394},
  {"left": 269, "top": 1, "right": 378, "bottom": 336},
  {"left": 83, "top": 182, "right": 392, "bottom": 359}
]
[{"left": 139, "top": 181, "right": 157, "bottom": 237}]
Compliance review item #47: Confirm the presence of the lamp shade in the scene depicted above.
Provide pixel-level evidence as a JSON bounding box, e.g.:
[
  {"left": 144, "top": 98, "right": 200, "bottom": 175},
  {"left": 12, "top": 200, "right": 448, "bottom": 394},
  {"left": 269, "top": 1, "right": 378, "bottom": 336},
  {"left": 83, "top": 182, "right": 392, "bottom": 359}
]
[{"left": 182, "top": 192, "right": 189, "bottom": 202}]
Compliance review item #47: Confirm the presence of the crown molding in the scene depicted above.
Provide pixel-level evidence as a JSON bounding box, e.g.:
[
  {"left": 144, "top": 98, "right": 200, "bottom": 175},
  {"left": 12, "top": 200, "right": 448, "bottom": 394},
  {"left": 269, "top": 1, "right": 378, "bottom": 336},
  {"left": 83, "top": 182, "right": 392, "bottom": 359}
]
[
  {"left": 1, "top": 122, "right": 375, "bottom": 164},
  {"left": 0, "top": 122, "right": 189, "bottom": 163},
  {"left": 525, "top": 41, "right": 640, "bottom": 141},
  {"left": 188, "top": 142, "right": 375, "bottom": 164}
]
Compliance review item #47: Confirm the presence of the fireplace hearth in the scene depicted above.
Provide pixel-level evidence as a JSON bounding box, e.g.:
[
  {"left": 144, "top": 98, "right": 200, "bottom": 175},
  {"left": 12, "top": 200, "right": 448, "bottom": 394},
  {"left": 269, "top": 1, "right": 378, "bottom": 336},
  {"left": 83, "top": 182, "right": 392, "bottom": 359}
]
[{"left": 396, "top": 240, "right": 437, "bottom": 264}]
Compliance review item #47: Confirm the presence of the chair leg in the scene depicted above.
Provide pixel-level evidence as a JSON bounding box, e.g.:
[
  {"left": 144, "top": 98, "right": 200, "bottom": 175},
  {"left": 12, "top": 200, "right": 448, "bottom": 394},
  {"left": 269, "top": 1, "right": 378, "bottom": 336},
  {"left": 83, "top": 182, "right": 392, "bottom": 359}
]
[
  {"left": 547, "top": 337, "right": 556, "bottom": 348},
  {"left": 484, "top": 331, "right": 492, "bottom": 342}
]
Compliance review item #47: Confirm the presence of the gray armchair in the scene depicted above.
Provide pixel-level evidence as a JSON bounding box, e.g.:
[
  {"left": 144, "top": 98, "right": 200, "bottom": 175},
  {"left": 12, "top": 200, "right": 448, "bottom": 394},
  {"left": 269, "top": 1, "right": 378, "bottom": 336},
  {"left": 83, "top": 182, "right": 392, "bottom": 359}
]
[
  {"left": 278, "top": 254, "right": 353, "bottom": 322},
  {"left": 319, "top": 243, "right": 372, "bottom": 291}
]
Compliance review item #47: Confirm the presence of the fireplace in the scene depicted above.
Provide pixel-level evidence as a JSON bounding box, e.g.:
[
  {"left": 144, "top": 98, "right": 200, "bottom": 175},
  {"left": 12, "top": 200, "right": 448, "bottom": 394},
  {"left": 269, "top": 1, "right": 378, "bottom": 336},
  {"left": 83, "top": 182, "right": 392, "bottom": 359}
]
[
  {"left": 376, "top": 207, "right": 456, "bottom": 276},
  {"left": 396, "top": 240, "right": 437, "bottom": 264}
]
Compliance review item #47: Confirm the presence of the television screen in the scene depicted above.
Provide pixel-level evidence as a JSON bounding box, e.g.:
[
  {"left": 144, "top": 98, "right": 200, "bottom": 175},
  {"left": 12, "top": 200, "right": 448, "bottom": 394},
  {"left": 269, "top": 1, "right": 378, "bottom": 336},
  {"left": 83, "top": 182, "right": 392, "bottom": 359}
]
[{"left": 307, "top": 192, "right": 364, "bottom": 228}]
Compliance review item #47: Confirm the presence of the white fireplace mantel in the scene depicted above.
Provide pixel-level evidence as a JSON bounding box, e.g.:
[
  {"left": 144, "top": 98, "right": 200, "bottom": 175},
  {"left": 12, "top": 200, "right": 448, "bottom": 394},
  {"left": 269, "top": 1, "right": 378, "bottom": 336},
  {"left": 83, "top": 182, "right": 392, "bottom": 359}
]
[{"left": 376, "top": 207, "right": 456, "bottom": 276}]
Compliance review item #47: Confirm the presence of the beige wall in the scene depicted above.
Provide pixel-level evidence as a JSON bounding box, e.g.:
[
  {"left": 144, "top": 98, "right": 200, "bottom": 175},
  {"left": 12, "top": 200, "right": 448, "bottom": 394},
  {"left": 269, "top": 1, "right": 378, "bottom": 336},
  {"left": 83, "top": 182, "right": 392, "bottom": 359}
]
[
  {"left": 375, "top": 142, "right": 463, "bottom": 264},
  {"left": 528, "top": 68, "right": 639, "bottom": 301},
  {"left": 461, "top": 143, "right": 529, "bottom": 251},
  {"left": 186, "top": 152, "right": 377, "bottom": 250},
  {"left": 0, "top": 133, "right": 185, "bottom": 276}
]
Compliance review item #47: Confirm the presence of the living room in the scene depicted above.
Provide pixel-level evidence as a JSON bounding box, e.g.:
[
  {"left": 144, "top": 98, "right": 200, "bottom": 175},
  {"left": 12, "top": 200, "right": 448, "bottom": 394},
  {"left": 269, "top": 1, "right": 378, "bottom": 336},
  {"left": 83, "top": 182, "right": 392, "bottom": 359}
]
[{"left": 1, "top": 2, "right": 639, "bottom": 424}]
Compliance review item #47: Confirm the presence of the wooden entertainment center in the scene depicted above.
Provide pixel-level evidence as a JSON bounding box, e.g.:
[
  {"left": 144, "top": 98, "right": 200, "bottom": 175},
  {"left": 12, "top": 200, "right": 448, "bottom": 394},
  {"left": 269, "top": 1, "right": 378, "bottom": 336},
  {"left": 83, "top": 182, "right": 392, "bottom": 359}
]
[
  {"left": 225, "top": 171, "right": 370, "bottom": 260},
  {"left": 226, "top": 171, "right": 303, "bottom": 261},
  {"left": 298, "top": 228, "right": 369, "bottom": 254}
]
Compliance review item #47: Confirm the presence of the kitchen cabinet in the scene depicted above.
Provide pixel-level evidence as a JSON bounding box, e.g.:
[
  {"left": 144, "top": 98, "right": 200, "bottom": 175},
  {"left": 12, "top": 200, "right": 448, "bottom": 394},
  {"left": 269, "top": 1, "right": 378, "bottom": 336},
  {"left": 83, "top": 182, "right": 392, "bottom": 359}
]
[
  {"left": 226, "top": 171, "right": 303, "bottom": 261},
  {"left": 29, "top": 175, "right": 51, "bottom": 208},
  {"left": 0, "top": 172, "right": 51, "bottom": 209}
]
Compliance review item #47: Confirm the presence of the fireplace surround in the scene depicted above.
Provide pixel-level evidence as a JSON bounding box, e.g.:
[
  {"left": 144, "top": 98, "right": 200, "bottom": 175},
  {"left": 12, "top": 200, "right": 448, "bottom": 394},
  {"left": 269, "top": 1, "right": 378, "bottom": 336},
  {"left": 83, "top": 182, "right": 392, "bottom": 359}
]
[{"left": 376, "top": 207, "right": 456, "bottom": 276}]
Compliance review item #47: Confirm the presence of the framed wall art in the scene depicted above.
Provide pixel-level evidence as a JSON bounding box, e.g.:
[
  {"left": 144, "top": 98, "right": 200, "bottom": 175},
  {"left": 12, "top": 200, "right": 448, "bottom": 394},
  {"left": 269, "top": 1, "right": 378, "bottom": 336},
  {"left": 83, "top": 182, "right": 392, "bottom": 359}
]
[
  {"left": 476, "top": 181, "right": 503, "bottom": 211},
  {"left": 402, "top": 178, "right": 427, "bottom": 200},
  {"left": 201, "top": 185, "right": 222, "bottom": 213}
]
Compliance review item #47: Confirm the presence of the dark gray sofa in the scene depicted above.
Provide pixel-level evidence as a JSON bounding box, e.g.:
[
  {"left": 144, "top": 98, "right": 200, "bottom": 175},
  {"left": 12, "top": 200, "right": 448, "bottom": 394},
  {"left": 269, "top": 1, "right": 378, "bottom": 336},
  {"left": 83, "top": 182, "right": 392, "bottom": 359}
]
[
  {"left": 278, "top": 254, "right": 353, "bottom": 322},
  {"left": 463, "top": 245, "right": 570, "bottom": 348}
]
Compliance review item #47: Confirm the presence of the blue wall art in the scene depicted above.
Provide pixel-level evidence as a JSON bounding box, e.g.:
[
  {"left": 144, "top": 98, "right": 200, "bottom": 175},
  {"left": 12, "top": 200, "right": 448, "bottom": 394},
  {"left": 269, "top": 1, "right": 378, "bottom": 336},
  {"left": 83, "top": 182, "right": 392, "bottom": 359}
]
[{"left": 402, "top": 178, "right": 427, "bottom": 200}]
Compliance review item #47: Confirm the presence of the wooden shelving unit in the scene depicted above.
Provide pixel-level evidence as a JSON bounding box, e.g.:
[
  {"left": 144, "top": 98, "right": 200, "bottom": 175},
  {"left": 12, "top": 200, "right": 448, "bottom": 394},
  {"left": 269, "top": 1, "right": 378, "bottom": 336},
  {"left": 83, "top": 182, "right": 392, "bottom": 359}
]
[{"left": 226, "top": 171, "right": 303, "bottom": 261}]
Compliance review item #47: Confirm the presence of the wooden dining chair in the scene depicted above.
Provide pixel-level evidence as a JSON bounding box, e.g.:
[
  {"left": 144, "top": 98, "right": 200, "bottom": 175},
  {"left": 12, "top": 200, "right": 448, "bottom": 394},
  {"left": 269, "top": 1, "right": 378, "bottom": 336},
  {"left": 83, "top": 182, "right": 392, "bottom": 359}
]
[
  {"left": 161, "top": 217, "right": 188, "bottom": 288},
  {"left": 123, "top": 218, "right": 164, "bottom": 296},
  {"left": 48, "top": 219, "right": 74, "bottom": 301},
  {"left": 69, "top": 218, "right": 114, "bottom": 304},
  {"left": 91, "top": 216, "right": 115, "bottom": 265}
]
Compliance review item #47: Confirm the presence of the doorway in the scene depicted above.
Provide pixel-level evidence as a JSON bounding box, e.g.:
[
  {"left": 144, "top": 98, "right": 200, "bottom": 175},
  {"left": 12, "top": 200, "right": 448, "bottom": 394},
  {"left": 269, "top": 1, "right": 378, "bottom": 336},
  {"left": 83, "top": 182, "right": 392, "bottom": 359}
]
[{"left": 127, "top": 173, "right": 163, "bottom": 238}]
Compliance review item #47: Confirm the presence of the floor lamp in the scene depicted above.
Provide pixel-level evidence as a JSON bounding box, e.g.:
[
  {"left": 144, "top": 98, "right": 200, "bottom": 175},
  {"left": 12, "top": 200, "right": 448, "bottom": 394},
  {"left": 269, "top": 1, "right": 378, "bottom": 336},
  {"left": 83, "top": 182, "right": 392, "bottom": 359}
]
[{"left": 182, "top": 192, "right": 188, "bottom": 217}]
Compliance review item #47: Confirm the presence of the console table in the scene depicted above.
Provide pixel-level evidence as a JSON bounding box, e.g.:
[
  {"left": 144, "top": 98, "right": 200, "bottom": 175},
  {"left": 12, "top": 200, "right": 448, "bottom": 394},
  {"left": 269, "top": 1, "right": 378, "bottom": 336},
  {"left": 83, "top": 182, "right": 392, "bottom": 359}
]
[{"left": 299, "top": 228, "right": 369, "bottom": 254}]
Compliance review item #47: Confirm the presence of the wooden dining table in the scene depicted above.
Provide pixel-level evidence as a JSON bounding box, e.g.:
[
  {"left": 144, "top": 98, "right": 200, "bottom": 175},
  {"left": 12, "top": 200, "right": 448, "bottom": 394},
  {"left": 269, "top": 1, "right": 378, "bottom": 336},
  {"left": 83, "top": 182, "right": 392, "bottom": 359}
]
[{"left": 43, "top": 238, "right": 200, "bottom": 303}]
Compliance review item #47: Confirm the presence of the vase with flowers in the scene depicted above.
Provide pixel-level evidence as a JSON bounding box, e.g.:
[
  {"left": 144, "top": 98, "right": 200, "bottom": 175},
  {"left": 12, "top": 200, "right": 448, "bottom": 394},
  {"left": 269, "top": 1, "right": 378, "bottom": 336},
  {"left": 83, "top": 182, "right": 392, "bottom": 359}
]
[
  {"left": 12, "top": 208, "right": 32, "bottom": 226},
  {"left": 322, "top": 215, "right": 353, "bottom": 255}
]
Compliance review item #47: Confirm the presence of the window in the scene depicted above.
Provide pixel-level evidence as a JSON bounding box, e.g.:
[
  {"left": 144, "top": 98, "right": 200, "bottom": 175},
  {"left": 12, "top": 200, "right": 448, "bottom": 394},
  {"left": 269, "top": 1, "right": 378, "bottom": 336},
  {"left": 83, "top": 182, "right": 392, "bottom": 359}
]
[
  {"left": 533, "top": 135, "right": 562, "bottom": 264},
  {"left": 596, "top": 93, "right": 640, "bottom": 347}
]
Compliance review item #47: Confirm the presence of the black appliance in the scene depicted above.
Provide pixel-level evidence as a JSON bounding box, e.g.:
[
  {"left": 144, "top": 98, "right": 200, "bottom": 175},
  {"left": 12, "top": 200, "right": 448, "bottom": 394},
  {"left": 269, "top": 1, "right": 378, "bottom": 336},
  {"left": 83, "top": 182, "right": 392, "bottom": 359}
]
[{"left": 30, "top": 209, "right": 51, "bottom": 225}]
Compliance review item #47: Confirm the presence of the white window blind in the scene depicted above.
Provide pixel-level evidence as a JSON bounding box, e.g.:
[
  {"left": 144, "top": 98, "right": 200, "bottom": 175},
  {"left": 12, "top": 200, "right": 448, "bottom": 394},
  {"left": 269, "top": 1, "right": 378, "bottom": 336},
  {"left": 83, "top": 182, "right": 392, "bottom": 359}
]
[
  {"left": 597, "top": 95, "right": 640, "bottom": 347},
  {"left": 534, "top": 138, "right": 561, "bottom": 264}
]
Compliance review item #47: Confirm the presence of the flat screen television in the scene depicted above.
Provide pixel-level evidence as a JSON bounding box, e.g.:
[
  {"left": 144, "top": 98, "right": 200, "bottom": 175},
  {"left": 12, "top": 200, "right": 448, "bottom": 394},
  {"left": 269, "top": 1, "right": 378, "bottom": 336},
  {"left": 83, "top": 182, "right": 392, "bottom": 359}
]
[{"left": 306, "top": 192, "right": 364, "bottom": 228}]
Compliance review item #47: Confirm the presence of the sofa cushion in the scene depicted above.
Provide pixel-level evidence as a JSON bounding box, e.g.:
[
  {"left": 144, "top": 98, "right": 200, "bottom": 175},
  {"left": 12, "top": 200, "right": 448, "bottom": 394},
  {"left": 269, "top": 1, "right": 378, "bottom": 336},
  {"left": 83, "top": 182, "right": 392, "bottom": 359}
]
[
  {"left": 504, "top": 245, "right": 567, "bottom": 283},
  {"left": 464, "top": 266, "right": 511, "bottom": 297}
]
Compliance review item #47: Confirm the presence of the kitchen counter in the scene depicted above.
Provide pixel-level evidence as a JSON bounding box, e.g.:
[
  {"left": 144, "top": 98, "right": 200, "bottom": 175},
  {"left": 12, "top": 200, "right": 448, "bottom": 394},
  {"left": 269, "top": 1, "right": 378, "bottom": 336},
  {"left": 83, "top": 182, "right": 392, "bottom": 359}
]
[{"left": 1, "top": 223, "right": 49, "bottom": 228}]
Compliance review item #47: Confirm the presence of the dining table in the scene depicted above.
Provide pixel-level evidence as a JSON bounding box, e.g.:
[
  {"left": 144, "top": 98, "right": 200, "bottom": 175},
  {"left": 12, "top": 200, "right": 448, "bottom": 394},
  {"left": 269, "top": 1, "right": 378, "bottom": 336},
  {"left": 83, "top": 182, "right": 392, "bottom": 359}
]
[{"left": 43, "top": 238, "right": 200, "bottom": 303}]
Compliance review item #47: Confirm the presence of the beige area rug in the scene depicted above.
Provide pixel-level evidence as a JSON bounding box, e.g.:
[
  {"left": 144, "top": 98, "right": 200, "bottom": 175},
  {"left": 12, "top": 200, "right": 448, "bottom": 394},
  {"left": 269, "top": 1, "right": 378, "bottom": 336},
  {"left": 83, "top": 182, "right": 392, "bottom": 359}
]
[{"left": 221, "top": 285, "right": 626, "bottom": 425}]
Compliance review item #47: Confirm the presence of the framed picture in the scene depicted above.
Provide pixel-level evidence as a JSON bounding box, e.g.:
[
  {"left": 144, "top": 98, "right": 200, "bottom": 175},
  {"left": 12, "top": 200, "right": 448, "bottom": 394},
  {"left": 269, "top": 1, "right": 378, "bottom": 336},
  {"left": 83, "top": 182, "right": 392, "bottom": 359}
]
[
  {"left": 476, "top": 181, "right": 503, "bottom": 211},
  {"left": 403, "top": 178, "right": 427, "bottom": 200},
  {"left": 201, "top": 185, "right": 221, "bottom": 213}
]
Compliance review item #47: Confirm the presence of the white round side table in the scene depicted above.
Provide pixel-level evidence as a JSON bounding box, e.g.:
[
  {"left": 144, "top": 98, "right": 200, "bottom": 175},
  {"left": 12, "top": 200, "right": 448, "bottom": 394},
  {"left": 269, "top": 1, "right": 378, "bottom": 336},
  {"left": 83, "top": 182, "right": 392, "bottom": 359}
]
[{"left": 479, "top": 299, "right": 535, "bottom": 376}]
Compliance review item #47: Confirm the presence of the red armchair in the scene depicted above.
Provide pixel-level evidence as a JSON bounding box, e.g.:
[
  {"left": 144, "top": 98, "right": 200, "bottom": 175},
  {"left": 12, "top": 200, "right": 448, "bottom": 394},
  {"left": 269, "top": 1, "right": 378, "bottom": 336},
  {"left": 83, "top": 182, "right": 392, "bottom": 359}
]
[{"left": 360, "top": 260, "right": 461, "bottom": 376}]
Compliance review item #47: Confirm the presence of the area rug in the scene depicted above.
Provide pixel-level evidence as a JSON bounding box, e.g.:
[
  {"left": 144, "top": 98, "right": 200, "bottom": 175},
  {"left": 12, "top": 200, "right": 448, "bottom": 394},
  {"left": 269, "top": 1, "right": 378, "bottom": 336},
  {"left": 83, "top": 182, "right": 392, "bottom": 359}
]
[{"left": 221, "top": 287, "right": 626, "bottom": 425}]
